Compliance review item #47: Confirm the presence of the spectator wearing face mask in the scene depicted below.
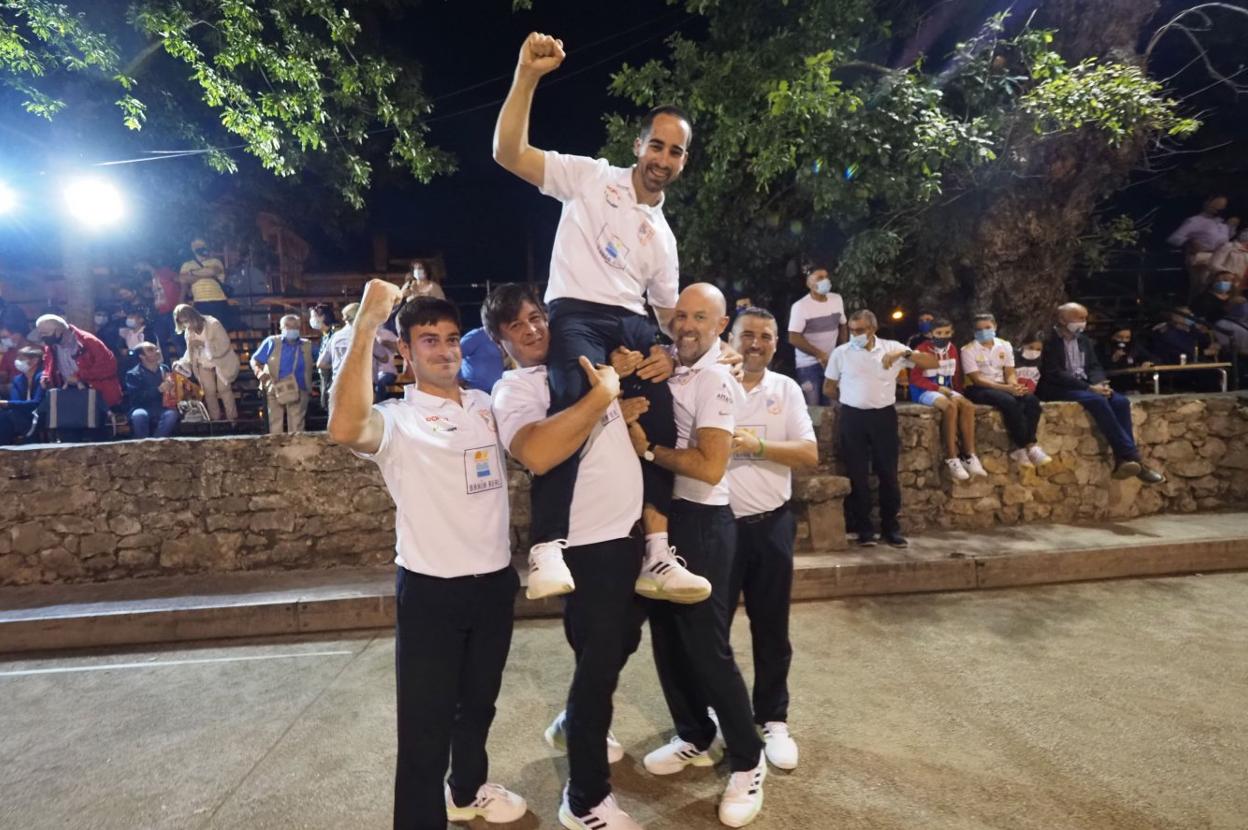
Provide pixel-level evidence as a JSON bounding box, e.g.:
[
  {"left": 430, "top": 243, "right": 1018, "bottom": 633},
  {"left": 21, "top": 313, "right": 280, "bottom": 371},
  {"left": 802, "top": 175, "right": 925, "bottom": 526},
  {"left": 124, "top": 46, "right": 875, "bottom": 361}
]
[
  {"left": 1148, "top": 306, "right": 1218, "bottom": 366},
  {"left": 908, "top": 317, "right": 986, "bottom": 481},
  {"left": 787, "top": 262, "right": 846, "bottom": 405},
  {"left": 1192, "top": 274, "right": 1237, "bottom": 326},
  {"left": 963, "top": 314, "right": 1052, "bottom": 469},
  {"left": 120, "top": 308, "right": 159, "bottom": 356},
  {"left": 35, "top": 314, "right": 123, "bottom": 408},
  {"left": 309, "top": 303, "right": 339, "bottom": 408},
  {"left": 1209, "top": 229, "right": 1248, "bottom": 291},
  {"left": 906, "top": 311, "right": 936, "bottom": 349},
  {"left": 1213, "top": 298, "right": 1248, "bottom": 358},
  {"left": 0, "top": 322, "right": 33, "bottom": 387},
  {"left": 1014, "top": 334, "right": 1044, "bottom": 393},
  {"left": 179, "top": 238, "right": 233, "bottom": 328},
  {"left": 125, "top": 342, "right": 180, "bottom": 439},
  {"left": 1101, "top": 326, "right": 1155, "bottom": 394},
  {"left": 1167, "top": 195, "right": 1238, "bottom": 293},
  {"left": 141, "top": 261, "right": 184, "bottom": 357},
  {"left": 1038, "top": 303, "right": 1163, "bottom": 483},
  {"left": 0, "top": 347, "right": 46, "bottom": 444},
  {"left": 251, "top": 314, "right": 314, "bottom": 434}
]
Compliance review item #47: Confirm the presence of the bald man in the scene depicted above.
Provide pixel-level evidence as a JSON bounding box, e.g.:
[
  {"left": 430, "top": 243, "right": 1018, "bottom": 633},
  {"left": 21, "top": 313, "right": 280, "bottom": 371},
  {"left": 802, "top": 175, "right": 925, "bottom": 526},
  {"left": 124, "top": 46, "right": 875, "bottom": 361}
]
[
  {"left": 627, "top": 283, "right": 769, "bottom": 828},
  {"left": 1037, "top": 303, "right": 1164, "bottom": 483}
]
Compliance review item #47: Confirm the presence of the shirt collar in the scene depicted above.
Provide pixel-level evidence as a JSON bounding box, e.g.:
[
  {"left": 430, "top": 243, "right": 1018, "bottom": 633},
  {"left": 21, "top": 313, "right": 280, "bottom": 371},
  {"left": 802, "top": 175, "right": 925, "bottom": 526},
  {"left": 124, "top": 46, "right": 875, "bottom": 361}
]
[
  {"left": 742, "top": 368, "right": 772, "bottom": 396},
  {"left": 676, "top": 338, "right": 723, "bottom": 374},
  {"left": 404, "top": 384, "right": 458, "bottom": 410},
  {"left": 617, "top": 166, "right": 665, "bottom": 212}
]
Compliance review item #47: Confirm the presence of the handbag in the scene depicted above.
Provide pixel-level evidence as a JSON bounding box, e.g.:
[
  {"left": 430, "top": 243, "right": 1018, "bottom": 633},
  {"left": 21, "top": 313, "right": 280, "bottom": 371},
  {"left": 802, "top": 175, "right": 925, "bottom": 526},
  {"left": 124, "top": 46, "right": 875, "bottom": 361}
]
[
  {"left": 39, "top": 387, "right": 100, "bottom": 430},
  {"left": 271, "top": 374, "right": 301, "bottom": 405}
]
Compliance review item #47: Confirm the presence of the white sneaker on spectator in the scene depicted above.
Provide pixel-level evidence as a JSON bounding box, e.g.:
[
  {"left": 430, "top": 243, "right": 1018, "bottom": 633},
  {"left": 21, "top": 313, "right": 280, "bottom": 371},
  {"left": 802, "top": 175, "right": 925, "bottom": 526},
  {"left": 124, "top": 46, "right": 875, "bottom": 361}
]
[
  {"left": 643, "top": 735, "right": 714, "bottom": 776},
  {"left": 718, "top": 751, "right": 767, "bottom": 827},
  {"left": 635, "top": 546, "right": 711, "bottom": 604},
  {"left": 526, "top": 540, "right": 574, "bottom": 600},
  {"left": 559, "top": 787, "right": 643, "bottom": 830},
  {"left": 963, "top": 454, "right": 988, "bottom": 477},
  {"left": 1027, "top": 445, "right": 1053, "bottom": 466},
  {"left": 544, "top": 709, "right": 624, "bottom": 765},
  {"left": 761, "top": 722, "right": 798, "bottom": 770},
  {"left": 445, "top": 782, "right": 527, "bottom": 824},
  {"left": 1010, "top": 448, "right": 1035, "bottom": 468},
  {"left": 945, "top": 457, "right": 970, "bottom": 481}
]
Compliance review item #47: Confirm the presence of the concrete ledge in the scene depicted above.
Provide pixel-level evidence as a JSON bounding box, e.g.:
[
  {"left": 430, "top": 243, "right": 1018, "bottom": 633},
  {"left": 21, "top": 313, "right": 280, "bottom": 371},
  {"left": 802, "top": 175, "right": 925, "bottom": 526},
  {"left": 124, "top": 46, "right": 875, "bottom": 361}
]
[{"left": 2, "top": 513, "right": 1245, "bottom": 655}]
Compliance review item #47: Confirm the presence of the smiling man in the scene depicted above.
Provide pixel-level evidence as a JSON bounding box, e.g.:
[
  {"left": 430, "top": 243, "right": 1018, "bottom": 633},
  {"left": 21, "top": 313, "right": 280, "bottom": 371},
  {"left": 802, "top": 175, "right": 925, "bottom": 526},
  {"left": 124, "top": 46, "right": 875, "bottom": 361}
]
[{"left": 494, "top": 31, "right": 691, "bottom": 604}]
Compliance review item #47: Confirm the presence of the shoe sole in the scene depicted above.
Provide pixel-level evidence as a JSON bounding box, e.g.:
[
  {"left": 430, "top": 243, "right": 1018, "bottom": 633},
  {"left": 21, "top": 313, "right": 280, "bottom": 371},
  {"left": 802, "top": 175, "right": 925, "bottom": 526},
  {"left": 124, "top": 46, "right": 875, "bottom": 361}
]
[
  {"left": 719, "top": 791, "right": 764, "bottom": 828},
  {"left": 634, "top": 580, "right": 711, "bottom": 604},
  {"left": 447, "top": 804, "right": 527, "bottom": 824},
  {"left": 526, "top": 581, "right": 575, "bottom": 601},
  {"left": 1113, "top": 462, "right": 1142, "bottom": 479},
  {"left": 644, "top": 752, "right": 714, "bottom": 776},
  {"left": 558, "top": 804, "right": 585, "bottom": 830}
]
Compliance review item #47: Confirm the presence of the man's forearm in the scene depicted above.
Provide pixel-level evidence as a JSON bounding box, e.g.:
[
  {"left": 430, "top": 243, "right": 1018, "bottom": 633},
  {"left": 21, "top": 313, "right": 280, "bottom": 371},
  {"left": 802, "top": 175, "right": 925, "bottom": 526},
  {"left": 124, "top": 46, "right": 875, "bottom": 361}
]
[
  {"left": 652, "top": 444, "right": 725, "bottom": 486},
  {"left": 758, "top": 439, "right": 818, "bottom": 469},
  {"left": 511, "top": 386, "right": 613, "bottom": 475},
  {"left": 789, "top": 332, "right": 822, "bottom": 359},
  {"left": 493, "top": 72, "right": 538, "bottom": 168},
  {"left": 327, "top": 321, "right": 380, "bottom": 442}
]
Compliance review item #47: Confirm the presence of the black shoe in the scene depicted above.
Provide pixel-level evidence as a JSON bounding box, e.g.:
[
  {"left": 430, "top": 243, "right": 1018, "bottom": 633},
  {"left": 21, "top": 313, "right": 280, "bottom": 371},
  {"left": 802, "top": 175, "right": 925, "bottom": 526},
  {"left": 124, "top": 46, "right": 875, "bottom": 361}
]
[
  {"left": 1137, "top": 466, "right": 1166, "bottom": 485},
  {"left": 856, "top": 533, "right": 878, "bottom": 548},
  {"left": 1112, "top": 460, "right": 1142, "bottom": 480},
  {"left": 883, "top": 531, "right": 909, "bottom": 548}
]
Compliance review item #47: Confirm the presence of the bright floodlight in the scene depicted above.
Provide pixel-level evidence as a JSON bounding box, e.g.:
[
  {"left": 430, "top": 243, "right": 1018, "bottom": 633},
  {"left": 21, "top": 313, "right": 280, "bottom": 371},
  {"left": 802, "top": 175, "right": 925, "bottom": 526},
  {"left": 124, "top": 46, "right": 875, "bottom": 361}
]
[
  {"left": 890, "top": 308, "right": 905, "bottom": 321},
  {"left": 0, "top": 181, "right": 15, "bottom": 215},
  {"left": 63, "top": 177, "right": 124, "bottom": 229}
]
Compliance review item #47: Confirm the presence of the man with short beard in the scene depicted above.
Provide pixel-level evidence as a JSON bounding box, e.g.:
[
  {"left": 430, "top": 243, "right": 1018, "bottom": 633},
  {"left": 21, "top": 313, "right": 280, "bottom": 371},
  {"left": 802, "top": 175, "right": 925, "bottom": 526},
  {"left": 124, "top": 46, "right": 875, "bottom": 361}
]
[
  {"left": 494, "top": 32, "right": 699, "bottom": 605},
  {"left": 627, "top": 283, "right": 769, "bottom": 828}
]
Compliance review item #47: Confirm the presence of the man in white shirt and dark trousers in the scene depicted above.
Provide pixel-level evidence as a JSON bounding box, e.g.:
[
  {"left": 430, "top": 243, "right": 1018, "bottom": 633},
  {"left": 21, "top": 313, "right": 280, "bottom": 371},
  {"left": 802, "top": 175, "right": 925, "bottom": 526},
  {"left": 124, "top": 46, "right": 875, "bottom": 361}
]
[
  {"left": 725, "top": 308, "right": 818, "bottom": 771},
  {"left": 327, "top": 282, "right": 527, "bottom": 830},
  {"left": 824, "top": 310, "right": 938, "bottom": 548},
  {"left": 627, "top": 284, "right": 769, "bottom": 828},
  {"left": 787, "top": 262, "right": 846, "bottom": 405},
  {"left": 494, "top": 32, "right": 701, "bottom": 603},
  {"left": 485, "top": 283, "right": 649, "bottom": 830}
]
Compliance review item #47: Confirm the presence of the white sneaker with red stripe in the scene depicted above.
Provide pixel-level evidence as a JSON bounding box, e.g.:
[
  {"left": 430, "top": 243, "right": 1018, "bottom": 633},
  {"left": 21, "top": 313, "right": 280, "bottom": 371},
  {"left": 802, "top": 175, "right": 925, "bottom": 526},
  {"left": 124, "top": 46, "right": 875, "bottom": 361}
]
[
  {"left": 558, "top": 786, "right": 643, "bottom": 830},
  {"left": 444, "top": 782, "right": 527, "bottom": 823},
  {"left": 642, "top": 735, "right": 714, "bottom": 775},
  {"left": 718, "top": 751, "right": 767, "bottom": 827}
]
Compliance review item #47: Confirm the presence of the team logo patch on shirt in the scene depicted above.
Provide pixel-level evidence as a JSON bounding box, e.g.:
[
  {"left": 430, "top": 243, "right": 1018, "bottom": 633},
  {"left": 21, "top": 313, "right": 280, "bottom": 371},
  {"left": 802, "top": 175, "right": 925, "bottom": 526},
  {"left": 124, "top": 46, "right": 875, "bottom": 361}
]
[
  {"left": 604, "top": 185, "right": 622, "bottom": 208},
  {"left": 638, "top": 221, "right": 655, "bottom": 246},
  {"left": 596, "top": 226, "right": 630, "bottom": 270},
  {"left": 425, "top": 414, "right": 457, "bottom": 433},
  {"left": 464, "top": 446, "right": 504, "bottom": 494},
  {"left": 766, "top": 396, "right": 781, "bottom": 415},
  {"left": 477, "top": 409, "right": 496, "bottom": 433}
]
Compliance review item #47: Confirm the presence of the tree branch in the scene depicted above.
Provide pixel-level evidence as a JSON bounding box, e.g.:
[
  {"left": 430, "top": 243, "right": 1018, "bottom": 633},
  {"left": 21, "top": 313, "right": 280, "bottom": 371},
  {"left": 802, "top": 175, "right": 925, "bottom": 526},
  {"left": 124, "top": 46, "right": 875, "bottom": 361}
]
[{"left": 1145, "top": 3, "right": 1248, "bottom": 94}]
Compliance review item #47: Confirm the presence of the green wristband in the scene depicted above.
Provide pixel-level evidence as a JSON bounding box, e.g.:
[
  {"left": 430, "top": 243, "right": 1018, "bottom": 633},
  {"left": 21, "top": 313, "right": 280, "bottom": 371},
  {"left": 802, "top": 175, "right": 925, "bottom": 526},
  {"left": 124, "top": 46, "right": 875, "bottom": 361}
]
[{"left": 756, "top": 437, "right": 766, "bottom": 458}]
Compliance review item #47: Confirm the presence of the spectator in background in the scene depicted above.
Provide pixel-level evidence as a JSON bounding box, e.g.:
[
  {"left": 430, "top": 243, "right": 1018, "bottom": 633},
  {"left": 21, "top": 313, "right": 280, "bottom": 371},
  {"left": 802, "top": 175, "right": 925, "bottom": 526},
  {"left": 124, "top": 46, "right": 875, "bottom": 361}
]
[
  {"left": 120, "top": 308, "right": 157, "bottom": 354},
  {"left": 1037, "top": 303, "right": 1163, "bottom": 483},
  {"left": 459, "top": 325, "right": 506, "bottom": 393},
  {"left": 0, "top": 321, "right": 33, "bottom": 387},
  {"left": 309, "top": 303, "right": 339, "bottom": 407},
  {"left": 1209, "top": 229, "right": 1248, "bottom": 290},
  {"left": 179, "top": 238, "right": 233, "bottom": 327},
  {"left": 402, "top": 260, "right": 447, "bottom": 301},
  {"left": 906, "top": 311, "right": 936, "bottom": 349},
  {"left": 125, "top": 342, "right": 179, "bottom": 439},
  {"left": 172, "top": 304, "right": 239, "bottom": 423},
  {"left": 910, "top": 317, "right": 985, "bottom": 481},
  {"left": 35, "top": 313, "right": 123, "bottom": 410},
  {"left": 1148, "top": 306, "right": 1218, "bottom": 366},
  {"left": 1014, "top": 332, "right": 1044, "bottom": 393},
  {"left": 1192, "top": 274, "right": 1236, "bottom": 326},
  {"left": 1214, "top": 298, "right": 1248, "bottom": 358},
  {"left": 251, "top": 314, "right": 313, "bottom": 434},
  {"left": 0, "top": 346, "right": 46, "bottom": 444},
  {"left": 963, "top": 314, "right": 1052, "bottom": 468},
  {"left": 318, "top": 302, "right": 388, "bottom": 410},
  {"left": 824, "top": 310, "right": 937, "bottom": 548},
  {"left": 143, "top": 261, "right": 183, "bottom": 358},
  {"left": 374, "top": 325, "right": 400, "bottom": 401},
  {"left": 1167, "top": 195, "right": 1238, "bottom": 293},
  {"left": 1102, "top": 325, "right": 1155, "bottom": 394},
  {"left": 788, "top": 262, "right": 846, "bottom": 405}
]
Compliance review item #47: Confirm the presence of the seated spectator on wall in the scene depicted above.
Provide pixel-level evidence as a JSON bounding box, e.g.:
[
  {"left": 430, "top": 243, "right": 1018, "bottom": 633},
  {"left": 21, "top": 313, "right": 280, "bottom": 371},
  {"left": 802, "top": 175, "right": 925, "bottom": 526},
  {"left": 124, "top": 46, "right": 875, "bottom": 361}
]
[
  {"left": 0, "top": 347, "right": 46, "bottom": 444},
  {"left": 1037, "top": 303, "right": 1163, "bottom": 483},
  {"left": 1014, "top": 332, "right": 1044, "bottom": 393},
  {"left": 1102, "top": 325, "right": 1156, "bottom": 394},
  {"left": 458, "top": 325, "right": 506, "bottom": 394},
  {"left": 909, "top": 317, "right": 985, "bottom": 481},
  {"left": 125, "top": 343, "right": 180, "bottom": 439},
  {"left": 250, "top": 314, "right": 312, "bottom": 434},
  {"left": 1213, "top": 298, "right": 1248, "bottom": 358},
  {"left": 1148, "top": 307, "right": 1219, "bottom": 370},
  {"left": 906, "top": 311, "right": 936, "bottom": 349},
  {"left": 962, "top": 314, "right": 1052, "bottom": 468}
]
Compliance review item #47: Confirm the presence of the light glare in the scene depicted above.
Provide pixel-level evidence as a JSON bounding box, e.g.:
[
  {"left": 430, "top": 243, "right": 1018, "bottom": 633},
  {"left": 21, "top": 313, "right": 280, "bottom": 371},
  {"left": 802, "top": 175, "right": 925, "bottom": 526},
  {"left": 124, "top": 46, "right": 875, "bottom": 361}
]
[
  {"left": 0, "top": 181, "right": 15, "bottom": 215},
  {"left": 63, "top": 177, "right": 124, "bottom": 229}
]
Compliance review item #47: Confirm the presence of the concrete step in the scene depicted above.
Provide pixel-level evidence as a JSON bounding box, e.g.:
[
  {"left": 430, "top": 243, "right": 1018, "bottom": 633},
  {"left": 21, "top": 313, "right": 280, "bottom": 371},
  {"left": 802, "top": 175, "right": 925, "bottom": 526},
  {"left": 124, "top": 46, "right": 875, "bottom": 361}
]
[{"left": 2, "top": 513, "right": 1245, "bottom": 655}]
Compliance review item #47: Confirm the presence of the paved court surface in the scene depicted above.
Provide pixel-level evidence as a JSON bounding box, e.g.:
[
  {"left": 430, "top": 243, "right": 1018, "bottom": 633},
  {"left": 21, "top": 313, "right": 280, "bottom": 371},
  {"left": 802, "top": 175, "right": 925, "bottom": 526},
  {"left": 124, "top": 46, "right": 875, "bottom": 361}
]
[{"left": 2, "top": 573, "right": 1246, "bottom": 830}]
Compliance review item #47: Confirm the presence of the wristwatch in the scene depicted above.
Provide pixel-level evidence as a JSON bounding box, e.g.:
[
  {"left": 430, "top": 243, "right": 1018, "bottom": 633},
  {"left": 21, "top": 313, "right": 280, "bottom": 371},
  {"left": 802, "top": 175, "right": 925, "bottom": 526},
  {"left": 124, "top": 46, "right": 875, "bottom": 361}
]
[{"left": 643, "top": 442, "right": 657, "bottom": 462}]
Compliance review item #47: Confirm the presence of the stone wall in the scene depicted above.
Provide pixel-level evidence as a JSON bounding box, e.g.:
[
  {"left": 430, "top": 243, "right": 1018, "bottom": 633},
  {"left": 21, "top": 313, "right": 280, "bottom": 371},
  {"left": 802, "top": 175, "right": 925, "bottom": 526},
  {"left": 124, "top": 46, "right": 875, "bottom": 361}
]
[
  {"left": 2, "top": 393, "right": 1244, "bottom": 586},
  {"left": 810, "top": 392, "right": 1248, "bottom": 532}
]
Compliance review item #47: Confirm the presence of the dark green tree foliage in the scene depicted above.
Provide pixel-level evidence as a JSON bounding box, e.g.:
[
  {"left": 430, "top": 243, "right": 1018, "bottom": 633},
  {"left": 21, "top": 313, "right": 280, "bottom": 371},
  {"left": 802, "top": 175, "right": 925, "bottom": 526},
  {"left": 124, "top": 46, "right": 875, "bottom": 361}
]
[{"left": 603, "top": 0, "right": 1197, "bottom": 331}]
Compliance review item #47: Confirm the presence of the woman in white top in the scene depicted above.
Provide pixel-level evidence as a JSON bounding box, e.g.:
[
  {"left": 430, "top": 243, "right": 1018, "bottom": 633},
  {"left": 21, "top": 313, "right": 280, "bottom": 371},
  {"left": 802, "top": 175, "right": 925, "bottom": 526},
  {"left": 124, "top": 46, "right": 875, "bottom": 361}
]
[{"left": 172, "top": 303, "right": 239, "bottom": 422}]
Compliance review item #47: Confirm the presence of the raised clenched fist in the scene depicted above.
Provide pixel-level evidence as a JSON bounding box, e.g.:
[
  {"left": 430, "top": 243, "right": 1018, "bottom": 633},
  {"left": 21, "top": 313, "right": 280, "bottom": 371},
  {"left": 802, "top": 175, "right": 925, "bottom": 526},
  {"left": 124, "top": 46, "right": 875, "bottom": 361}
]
[
  {"left": 357, "top": 279, "right": 403, "bottom": 329},
  {"left": 518, "top": 32, "right": 565, "bottom": 78}
]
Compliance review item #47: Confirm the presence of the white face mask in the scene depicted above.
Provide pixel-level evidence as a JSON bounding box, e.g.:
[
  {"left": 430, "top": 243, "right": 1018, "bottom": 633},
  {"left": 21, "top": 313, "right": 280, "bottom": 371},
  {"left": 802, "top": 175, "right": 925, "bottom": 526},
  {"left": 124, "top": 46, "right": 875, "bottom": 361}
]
[
  {"left": 1066, "top": 321, "right": 1087, "bottom": 334},
  {"left": 126, "top": 318, "right": 140, "bottom": 329},
  {"left": 282, "top": 329, "right": 300, "bottom": 341},
  {"left": 14, "top": 359, "right": 32, "bottom": 373},
  {"left": 309, "top": 318, "right": 323, "bottom": 331},
  {"left": 814, "top": 278, "right": 832, "bottom": 295},
  {"left": 0, "top": 337, "right": 13, "bottom": 350},
  {"left": 1021, "top": 349, "right": 1041, "bottom": 361}
]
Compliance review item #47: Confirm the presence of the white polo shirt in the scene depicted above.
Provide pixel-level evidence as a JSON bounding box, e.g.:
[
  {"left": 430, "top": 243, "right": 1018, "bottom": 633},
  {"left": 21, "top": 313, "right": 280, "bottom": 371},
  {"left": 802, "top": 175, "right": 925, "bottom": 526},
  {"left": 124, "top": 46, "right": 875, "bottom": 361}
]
[
  {"left": 491, "top": 365, "right": 642, "bottom": 547},
  {"left": 961, "top": 337, "right": 1015, "bottom": 385},
  {"left": 540, "top": 151, "right": 679, "bottom": 315},
  {"left": 788, "top": 293, "right": 845, "bottom": 368},
  {"left": 669, "top": 340, "right": 740, "bottom": 506},
  {"left": 356, "top": 385, "right": 511, "bottom": 578},
  {"left": 824, "top": 337, "right": 911, "bottom": 410},
  {"left": 727, "top": 370, "right": 817, "bottom": 518}
]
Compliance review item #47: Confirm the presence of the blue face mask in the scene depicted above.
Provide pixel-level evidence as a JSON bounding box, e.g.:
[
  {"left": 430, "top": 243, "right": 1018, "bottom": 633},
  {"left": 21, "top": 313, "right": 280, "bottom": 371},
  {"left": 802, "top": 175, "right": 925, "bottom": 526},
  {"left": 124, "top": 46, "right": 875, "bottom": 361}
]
[
  {"left": 282, "top": 329, "right": 300, "bottom": 341},
  {"left": 917, "top": 320, "right": 933, "bottom": 334},
  {"left": 975, "top": 328, "right": 996, "bottom": 343},
  {"left": 1213, "top": 281, "right": 1233, "bottom": 294},
  {"left": 814, "top": 278, "right": 832, "bottom": 295},
  {"left": 849, "top": 333, "right": 869, "bottom": 349}
]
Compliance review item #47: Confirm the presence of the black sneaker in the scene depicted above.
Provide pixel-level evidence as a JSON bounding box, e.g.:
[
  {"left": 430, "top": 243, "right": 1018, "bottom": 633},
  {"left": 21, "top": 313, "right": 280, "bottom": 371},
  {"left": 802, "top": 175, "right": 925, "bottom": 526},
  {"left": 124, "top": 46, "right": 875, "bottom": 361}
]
[
  {"left": 1112, "top": 460, "right": 1142, "bottom": 480},
  {"left": 1137, "top": 466, "right": 1166, "bottom": 485},
  {"left": 856, "top": 533, "right": 878, "bottom": 548},
  {"left": 883, "top": 531, "right": 909, "bottom": 548}
]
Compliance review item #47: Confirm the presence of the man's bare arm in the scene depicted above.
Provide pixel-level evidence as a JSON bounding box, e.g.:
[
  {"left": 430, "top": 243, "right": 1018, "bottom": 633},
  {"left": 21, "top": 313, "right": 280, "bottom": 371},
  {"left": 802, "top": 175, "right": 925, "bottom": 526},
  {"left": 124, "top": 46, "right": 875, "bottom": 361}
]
[
  {"left": 327, "top": 280, "right": 399, "bottom": 454},
  {"left": 493, "top": 33, "right": 565, "bottom": 187},
  {"left": 508, "top": 358, "right": 618, "bottom": 475}
]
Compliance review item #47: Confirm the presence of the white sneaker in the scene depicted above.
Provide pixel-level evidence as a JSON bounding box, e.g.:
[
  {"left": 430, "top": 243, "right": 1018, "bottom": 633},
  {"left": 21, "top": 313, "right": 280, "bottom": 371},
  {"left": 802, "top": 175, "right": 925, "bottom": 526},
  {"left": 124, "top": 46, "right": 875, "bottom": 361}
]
[
  {"left": 445, "top": 782, "right": 527, "bottom": 824},
  {"left": 526, "top": 540, "right": 574, "bottom": 600},
  {"left": 761, "top": 722, "right": 798, "bottom": 770},
  {"left": 1028, "top": 445, "right": 1053, "bottom": 466},
  {"left": 559, "top": 787, "right": 643, "bottom": 830},
  {"left": 635, "top": 546, "right": 711, "bottom": 604},
  {"left": 1010, "top": 448, "right": 1034, "bottom": 468},
  {"left": 707, "top": 707, "right": 724, "bottom": 749},
  {"left": 544, "top": 709, "right": 624, "bottom": 765},
  {"left": 963, "top": 454, "right": 988, "bottom": 478},
  {"left": 642, "top": 735, "right": 714, "bottom": 776},
  {"left": 945, "top": 457, "right": 970, "bottom": 481},
  {"left": 718, "top": 751, "right": 766, "bottom": 827}
]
